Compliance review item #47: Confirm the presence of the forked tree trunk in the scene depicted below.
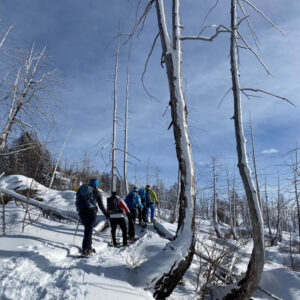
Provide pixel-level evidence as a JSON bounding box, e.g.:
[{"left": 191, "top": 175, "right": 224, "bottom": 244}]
[
  {"left": 146, "top": 0, "right": 196, "bottom": 297},
  {"left": 224, "top": 1, "right": 265, "bottom": 298}
]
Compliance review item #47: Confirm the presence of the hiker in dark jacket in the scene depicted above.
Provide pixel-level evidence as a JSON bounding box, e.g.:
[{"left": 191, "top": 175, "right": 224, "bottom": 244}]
[
  {"left": 76, "top": 178, "right": 107, "bottom": 256},
  {"left": 106, "top": 192, "right": 130, "bottom": 246}
]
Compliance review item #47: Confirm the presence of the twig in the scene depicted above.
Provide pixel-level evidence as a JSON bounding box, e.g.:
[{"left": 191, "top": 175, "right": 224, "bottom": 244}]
[
  {"left": 237, "top": 0, "right": 260, "bottom": 49},
  {"left": 181, "top": 25, "right": 230, "bottom": 41},
  {"left": 242, "top": 0, "right": 285, "bottom": 35},
  {"left": 237, "top": 30, "right": 272, "bottom": 76},
  {"left": 141, "top": 32, "right": 160, "bottom": 101},
  {"left": 218, "top": 88, "right": 232, "bottom": 108},
  {"left": 198, "top": 0, "right": 219, "bottom": 36},
  {"left": 241, "top": 88, "right": 296, "bottom": 107},
  {"left": 123, "top": 0, "right": 155, "bottom": 45}
]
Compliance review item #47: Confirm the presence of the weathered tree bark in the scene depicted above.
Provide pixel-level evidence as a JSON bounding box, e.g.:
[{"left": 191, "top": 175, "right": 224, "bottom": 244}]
[{"left": 224, "top": 1, "right": 265, "bottom": 298}]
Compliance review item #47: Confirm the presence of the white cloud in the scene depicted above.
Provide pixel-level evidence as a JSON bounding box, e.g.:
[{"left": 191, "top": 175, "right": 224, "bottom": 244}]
[{"left": 261, "top": 149, "right": 278, "bottom": 155}]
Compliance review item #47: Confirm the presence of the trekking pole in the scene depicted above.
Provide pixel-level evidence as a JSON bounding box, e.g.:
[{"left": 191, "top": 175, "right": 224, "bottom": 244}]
[{"left": 73, "top": 219, "right": 80, "bottom": 244}]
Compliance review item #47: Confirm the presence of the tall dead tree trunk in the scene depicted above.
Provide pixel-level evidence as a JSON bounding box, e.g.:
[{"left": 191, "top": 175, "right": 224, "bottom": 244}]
[
  {"left": 49, "top": 127, "right": 72, "bottom": 189},
  {"left": 123, "top": 44, "right": 130, "bottom": 196},
  {"left": 264, "top": 175, "right": 272, "bottom": 239},
  {"left": 212, "top": 157, "right": 222, "bottom": 238},
  {"left": 111, "top": 34, "right": 120, "bottom": 193},
  {"left": 272, "top": 174, "right": 282, "bottom": 246},
  {"left": 293, "top": 144, "right": 300, "bottom": 252},
  {"left": 144, "top": 0, "right": 196, "bottom": 297},
  {"left": 224, "top": 1, "right": 265, "bottom": 298}
]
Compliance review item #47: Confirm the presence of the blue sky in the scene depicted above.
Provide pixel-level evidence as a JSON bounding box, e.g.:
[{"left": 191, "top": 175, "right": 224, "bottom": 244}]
[{"left": 1, "top": 0, "right": 300, "bottom": 192}]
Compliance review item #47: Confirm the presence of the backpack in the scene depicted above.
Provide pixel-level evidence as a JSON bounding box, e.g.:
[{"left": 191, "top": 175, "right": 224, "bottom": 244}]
[
  {"left": 107, "top": 196, "right": 123, "bottom": 215},
  {"left": 125, "top": 192, "right": 135, "bottom": 210},
  {"left": 76, "top": 184, "right": 95, "bottom": 211}
]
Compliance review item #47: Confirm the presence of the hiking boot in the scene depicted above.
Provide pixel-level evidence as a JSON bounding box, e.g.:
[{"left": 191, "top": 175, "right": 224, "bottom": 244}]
[{"left": 82, "top": 249, "right": 93, "bottom": 256}]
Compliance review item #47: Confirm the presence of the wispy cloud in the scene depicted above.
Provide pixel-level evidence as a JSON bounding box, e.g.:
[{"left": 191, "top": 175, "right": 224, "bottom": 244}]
[{"left": 261, "top": 149, "right": 278, "bottom": 155}]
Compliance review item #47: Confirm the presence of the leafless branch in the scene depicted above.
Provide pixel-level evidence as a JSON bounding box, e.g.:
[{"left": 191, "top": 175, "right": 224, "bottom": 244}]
[
  {"left": 241, "top": 89, "right": 262, "bottom": 100},
  {"left": 0, "top": 145, "right": 38, "bottom": 156},
  {"left": 123, "top": 0, "right": 154, "bottom": 45},
  {"left": 237, "top": 30, "right": 272, "bottom": 76},
  {"left": 0, "top": 25, "right": 13, "bottom": 48},
  {"left": 181, "top": 25, "right": 230, "bottom": 41},
  {"left": 115, "top": 147, "right": 141, "bottom": 161},
  {"left": 218, "top": 87, "right": 232, "bottom": 108},
  {"left": 241, "top": 88, "right": 296, "bottom": 106},
  {"left": 198, "top": 0, "right": 219, "bottom": 36},
  {"left": 237, "top": 0, "right": 260, "bottom": 49},
  {"left": 141, "top": 32, "right": 160, "bottom": 101},
  {"left": 242, "top": 0, "right": 285, "bottom": 35}
]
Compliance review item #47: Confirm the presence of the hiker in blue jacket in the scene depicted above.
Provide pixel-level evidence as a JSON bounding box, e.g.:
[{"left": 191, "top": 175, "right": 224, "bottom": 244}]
[
  {"left": 76, "top": 178, "right": 108, "bottom": 256},
  {"left": 125, "top": 187, "right": 143, "bottom": 239},
  {"left": 138, "top": 187, "right": 146, "bottom": 223},
  {"left": 125, "top": 187, "right": 143, "bottom": 224}
]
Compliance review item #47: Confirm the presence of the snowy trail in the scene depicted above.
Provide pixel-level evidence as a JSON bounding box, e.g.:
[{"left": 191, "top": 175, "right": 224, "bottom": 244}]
[{"left": 0, "top": 207, "right": 154, "bottom": 300}]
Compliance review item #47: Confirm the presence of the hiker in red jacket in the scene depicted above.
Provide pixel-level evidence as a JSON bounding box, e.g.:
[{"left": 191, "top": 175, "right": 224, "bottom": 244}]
[{"left": 106, "top": 191, "right": 130, "bottom": 247}]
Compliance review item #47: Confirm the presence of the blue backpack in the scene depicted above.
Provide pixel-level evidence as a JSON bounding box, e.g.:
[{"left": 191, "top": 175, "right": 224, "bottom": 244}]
[
  {"left": 125, "top": 192, "right": 135, "bottom": 210},
  {"left": 76, "top": 184, "right": 95, "bottom": 211}
]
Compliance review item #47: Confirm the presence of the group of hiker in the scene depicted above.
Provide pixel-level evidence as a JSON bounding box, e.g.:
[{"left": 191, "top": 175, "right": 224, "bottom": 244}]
[{"left": 75, "top": 177, "right": 158, "bottom": 256}]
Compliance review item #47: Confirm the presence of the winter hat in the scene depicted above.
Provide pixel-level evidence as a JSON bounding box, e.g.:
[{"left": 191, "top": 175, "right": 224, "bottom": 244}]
[
  {"left": 89, "top": 178, "right": 99, "bottom": 187},
  {"left": 146, "top": 185, "right": 150, "bottom": 189},
  {"left": 112, "top": 191, "right": 117, "bottom": 196},
  {"left": 133, "top": 186, "right": 138, "bottom": 191}
]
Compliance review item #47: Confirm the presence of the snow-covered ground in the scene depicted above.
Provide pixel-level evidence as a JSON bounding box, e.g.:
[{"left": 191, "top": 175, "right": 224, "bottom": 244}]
[{"left": 0, "top": 175, "right": 300, "bottom": 299}]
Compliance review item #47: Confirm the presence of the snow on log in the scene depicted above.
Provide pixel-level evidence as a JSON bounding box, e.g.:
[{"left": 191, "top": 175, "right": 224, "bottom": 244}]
[{"left": 0, "top": 186, "right": 79, "bottom": 223}]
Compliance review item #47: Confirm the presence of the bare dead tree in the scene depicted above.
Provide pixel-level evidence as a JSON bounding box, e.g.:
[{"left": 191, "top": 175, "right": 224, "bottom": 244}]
[
  {"left": 224, "top": 1, "right": 265, "bottom": 298},
  {"left": 123, "top": 0, "right": 215, "bottom": 297},
  {"left": 123, "top": 42, "right": 131, "bottom": 196},
  {"left": 271, "top": 174, "right": 282, "bottom": 246},
  {"left": 49, "top": 127, "right": 72, "bottom": 189},
  {"left": 264, "top": 175, "right": 272, "bottom": 239},
  {"left": 111, "top": 34, "right": 120, "bottom": 193},
  {"left": 212, "top": 157, "right": 222, "bottom": 238},
  {"left": 292, "top": 144, "right": 300, "bottom": 252},
  {"left": 0, "top": 44, "right": 57, "bottom": 151}
]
